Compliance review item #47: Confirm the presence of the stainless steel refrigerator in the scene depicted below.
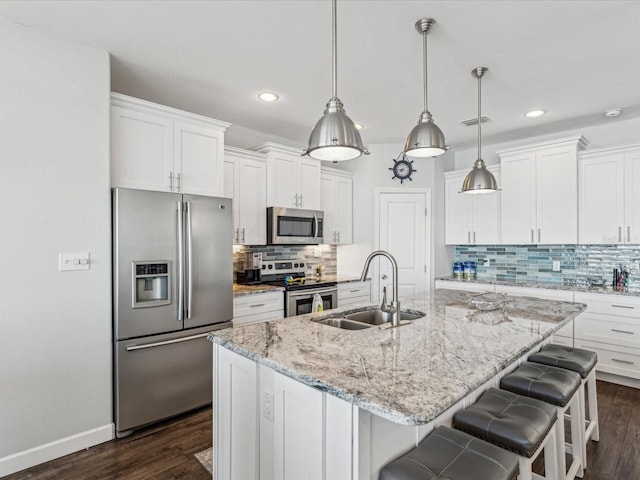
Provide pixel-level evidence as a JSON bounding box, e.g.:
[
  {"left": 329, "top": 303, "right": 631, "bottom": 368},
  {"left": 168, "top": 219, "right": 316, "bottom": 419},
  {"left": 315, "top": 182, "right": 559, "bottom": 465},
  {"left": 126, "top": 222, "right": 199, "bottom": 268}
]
[{"left": 112, "top": 188, "right": 232, "bottom": 438}]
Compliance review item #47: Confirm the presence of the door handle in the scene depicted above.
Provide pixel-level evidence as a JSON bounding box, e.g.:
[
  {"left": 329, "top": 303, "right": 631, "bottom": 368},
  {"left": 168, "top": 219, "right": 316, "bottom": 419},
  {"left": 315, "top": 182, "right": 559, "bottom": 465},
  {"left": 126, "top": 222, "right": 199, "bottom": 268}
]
[
  {"left": 126, "top": 332, "right": 210, "bottom": 351},
  {"left": 313, "top": 214, "right": 318, "bottom": 241},
  {"left": 186, "top": 201, "right": 193, "bottom": 319},
  {"left": 177, "top": 200, "right": 184, "bottom": 322}
]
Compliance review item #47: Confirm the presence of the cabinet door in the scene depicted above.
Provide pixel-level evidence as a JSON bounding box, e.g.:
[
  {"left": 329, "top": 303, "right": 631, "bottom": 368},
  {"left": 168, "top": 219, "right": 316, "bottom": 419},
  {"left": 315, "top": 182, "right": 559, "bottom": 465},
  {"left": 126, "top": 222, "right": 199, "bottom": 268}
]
[
  {"left": 321, "top": 175, "right": 338, "bottom": 244},
  {"left": 237, "top": 158, "right": 267, "bottom": 245},
  {"left": 624, "top": 149, "right": 640, "bottom": 243},
  {"left": 335, "top": 175, "right": 353, "bottom": 243},
  {"left": 500, "top": 152, "right": 536, "bottom": 244},
  {"left": 269, "top": 154, "right": 299, "bottom": 208},
  {"left": 579, "top": 154, "right": 624, "bottom": 244},
  {"left": 536, "top": 145, "right": 578, "bottom": 244},
  {"left": 298, "top": 157, "right": 322, "bottom": 209},
  {"left": 111, "top": 106, "right": 173, "bottom": 191},
  {"left": 174, "top": 120, "right": 224, "bottom": 196},
  {"left": 273, "top": 371, "right": 323, "bottom": 480},
  {"left": 445, "top": 173, "right": 472, "bottom": 244}
]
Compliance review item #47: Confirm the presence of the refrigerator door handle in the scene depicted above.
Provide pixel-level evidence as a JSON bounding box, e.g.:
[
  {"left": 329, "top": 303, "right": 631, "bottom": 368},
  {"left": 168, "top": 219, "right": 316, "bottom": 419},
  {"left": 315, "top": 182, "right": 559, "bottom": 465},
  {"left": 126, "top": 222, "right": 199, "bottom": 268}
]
[
  {"left": 186, "top": 201, "right": 193, "bottom": 319},
  {"left": 177, "top": 200, "right": 184, "bottom": 321},
  {"left": 125, "top": 332, "right": 210, "bottom": 351}
]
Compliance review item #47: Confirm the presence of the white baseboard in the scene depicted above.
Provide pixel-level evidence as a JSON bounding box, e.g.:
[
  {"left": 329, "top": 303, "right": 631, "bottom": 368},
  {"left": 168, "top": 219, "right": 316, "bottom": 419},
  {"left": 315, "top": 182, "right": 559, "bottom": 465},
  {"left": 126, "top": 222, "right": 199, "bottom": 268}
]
[
  {"left": 0, "top": 423, "right": 114, "bottom": 477},
  {"left": 597, "top": 371, "right": 640, "bottom": 389}
]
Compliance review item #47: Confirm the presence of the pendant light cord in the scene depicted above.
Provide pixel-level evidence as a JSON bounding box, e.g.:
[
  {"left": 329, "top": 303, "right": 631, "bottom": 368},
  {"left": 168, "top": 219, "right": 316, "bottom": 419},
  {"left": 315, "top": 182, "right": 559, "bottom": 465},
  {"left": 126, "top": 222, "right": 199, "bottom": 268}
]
[
  {"left": 423, "top": 30, "right": 428, "bottom": 113},
  {"left": 477, "top": 72, "right": 482, "bottom": 160},
  {"left": 332, "top": 0, "right": 337, "bottom": 99}
]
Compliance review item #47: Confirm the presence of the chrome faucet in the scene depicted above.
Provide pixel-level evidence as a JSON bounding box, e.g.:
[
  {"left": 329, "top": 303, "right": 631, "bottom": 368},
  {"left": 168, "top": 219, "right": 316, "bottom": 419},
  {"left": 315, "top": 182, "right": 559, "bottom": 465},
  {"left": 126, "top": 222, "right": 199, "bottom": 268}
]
[{"left": 360, "top": 250, "right": 400, "bottom": 327}]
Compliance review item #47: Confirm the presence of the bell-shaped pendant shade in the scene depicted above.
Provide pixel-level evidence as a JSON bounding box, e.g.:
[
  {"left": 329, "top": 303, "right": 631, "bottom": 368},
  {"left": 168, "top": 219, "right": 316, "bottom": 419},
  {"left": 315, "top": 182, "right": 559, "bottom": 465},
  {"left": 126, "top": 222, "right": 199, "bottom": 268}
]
[
  {"left": 404, "top": 18, "right": 448, "bottom": 159},
  {"left": 306, "top": 98, "right": 368, "bottom": 161},
  {"left": 462, "top": 67, "right": 497, "bottom": 194},
  {"left": 304, "top": 0, "right": 368, "bottom": 162}
]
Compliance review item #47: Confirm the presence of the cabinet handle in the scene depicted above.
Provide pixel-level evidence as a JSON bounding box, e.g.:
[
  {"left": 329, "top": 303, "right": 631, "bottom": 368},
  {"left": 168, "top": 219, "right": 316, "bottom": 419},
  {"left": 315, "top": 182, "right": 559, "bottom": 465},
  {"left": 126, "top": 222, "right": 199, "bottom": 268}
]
[
  {"left": 337, "top": 231, "right": 340, "bottom": 243},
  {"left": 293, "top": 194, "right": 299, "bottom": 207},
  {"left": 537, "top": 228, "right": 541, "bottom": 243},
  {"left": 531, "top": 229, "right": 534, "bottom": 243},
  {"left": 176, "top": 172, "right": 182, "bottom": 192},
  {"left": 619, "top": 226, "right": 622, "bottom": 242},
  {"left": 468, "top": 231, "right": 471, "bottom": 244},
  {"left": 612, "top": 358, "right": 634, "bottom": 365},
  {"left": 169, "top": 172, "right": 174, "bottom": 191},
  {"left": 350, "top": 289, "right": 360, "bottom": 293},
  {"left": 611, "top": 304, "right": 635, "bottom": 309},
  {"left": 473, "top": 231, "right": 476, "bottom": 244},
  {"left": 250, "top": 303, "right": 266, "bottom": 308},
  {"left": 611, "top": 329, "right": 635, "bottom": 335},
  {"left": 235, "top": 228, "right": 239, "bottom": 243},
  {"left": 299, "top": 193, "right": 303, "bottom": 207},
  {"left": 242, "top": 227, "right": 245, "bottom": 243},
  {"left": 628, "top": 226, "right": 631, "bottom": 243}
]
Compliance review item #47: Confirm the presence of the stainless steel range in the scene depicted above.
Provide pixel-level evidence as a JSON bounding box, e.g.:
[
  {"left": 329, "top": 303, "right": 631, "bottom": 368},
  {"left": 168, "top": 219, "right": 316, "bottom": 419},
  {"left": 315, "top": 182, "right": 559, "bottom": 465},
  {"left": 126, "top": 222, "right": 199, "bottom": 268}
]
[{"left": 259, "top": 260, "right": 337, "bottom": 316}]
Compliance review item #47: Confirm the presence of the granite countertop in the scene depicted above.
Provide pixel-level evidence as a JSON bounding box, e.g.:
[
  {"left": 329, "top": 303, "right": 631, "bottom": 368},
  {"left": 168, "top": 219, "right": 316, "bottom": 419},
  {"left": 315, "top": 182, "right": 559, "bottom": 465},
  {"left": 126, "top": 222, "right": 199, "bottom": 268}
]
[
  {"left": 436, "top": 276, "right": 640, "bottom": 297},
  {"left": 210, "top": 289, "right": 585, "bottom": 426},
  {"left": 233, "top": 284, "right": 284, "bottom": 296}
]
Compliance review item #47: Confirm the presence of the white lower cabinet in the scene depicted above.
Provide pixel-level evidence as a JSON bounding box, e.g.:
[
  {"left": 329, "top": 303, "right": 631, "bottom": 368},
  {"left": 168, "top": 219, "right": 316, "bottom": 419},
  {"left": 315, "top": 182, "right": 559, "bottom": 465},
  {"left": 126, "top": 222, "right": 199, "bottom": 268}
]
[
  {"left": 338, "top": 280, "right": 371, "bottom": 307},
  {"left": 233, "top": 292, "right": 283, "bottom": 326}
]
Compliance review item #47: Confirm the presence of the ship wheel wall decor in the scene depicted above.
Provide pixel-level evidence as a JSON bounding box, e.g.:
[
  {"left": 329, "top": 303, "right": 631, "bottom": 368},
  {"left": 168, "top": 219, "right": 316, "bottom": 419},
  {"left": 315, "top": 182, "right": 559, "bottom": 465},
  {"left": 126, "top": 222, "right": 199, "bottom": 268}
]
[{"left": 389, "top": 153, "right": 417, "bottom": 184}]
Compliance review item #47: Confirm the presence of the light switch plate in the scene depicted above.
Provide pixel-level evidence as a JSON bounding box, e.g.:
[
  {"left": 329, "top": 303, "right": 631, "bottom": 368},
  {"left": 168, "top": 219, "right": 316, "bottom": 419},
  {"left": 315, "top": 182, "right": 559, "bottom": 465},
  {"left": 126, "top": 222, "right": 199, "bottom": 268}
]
[{"left": 59, "top": 252, "right": 90, "bottom": 271}]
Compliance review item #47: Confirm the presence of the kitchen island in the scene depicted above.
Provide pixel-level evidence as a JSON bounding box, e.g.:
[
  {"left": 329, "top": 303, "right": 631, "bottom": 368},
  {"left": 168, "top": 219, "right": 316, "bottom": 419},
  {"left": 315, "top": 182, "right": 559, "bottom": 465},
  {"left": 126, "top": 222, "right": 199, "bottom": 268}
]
[{"left": 209, "top": 289, "right": 586, "bottom": 480}]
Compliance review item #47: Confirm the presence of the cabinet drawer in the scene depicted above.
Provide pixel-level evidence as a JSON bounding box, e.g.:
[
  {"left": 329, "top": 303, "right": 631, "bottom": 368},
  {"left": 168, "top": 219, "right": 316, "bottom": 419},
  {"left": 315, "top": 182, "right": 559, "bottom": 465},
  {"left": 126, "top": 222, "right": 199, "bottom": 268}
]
[
  {"left": 551, "top": 335, "right": 573, "bottom": 347},
  {"left": 338, "top": 282, "right": 370, "bottom": 301},
  {"left": 574, "top": 292, "right": 640, "bottom": 318},
  {"left": 338, "top": 296, "right": 371, "bottom": 308},
  {"left": 494, "top": 285, "right": 573, "bottom": 302},
  {"left": 234, "top": 292, "right": 283, "bottom": 317},
  {"left": 574, "top": 312, "right": 640, "bottom": 349},
  {"left": 435, "top": 280, "right": 494, "bottom": 293},
  {"left": 574, "top": 339, "right": 640, "bottom": 380},
  {"left": 234, "top": 309, "right": 284, "bottom": 326}
]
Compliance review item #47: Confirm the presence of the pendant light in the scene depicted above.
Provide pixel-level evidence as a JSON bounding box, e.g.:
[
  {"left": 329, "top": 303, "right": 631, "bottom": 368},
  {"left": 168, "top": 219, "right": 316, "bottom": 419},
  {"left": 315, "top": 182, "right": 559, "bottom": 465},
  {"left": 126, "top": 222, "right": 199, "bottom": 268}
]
[
  {"left": 304, "top": 0, "right": 368, "bottom": 162},
  {"left": 462, "top": 67, "right": 498, "bottom": 194},
  {"left": 404, "top": 18, "right": 448, "bottom": 158}
]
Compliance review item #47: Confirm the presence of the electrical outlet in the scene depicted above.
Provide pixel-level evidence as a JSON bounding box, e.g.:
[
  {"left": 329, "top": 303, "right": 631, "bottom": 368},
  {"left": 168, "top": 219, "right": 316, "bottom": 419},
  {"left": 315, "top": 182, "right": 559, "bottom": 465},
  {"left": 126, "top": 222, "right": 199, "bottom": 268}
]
[
  {"left": 314, "top": 246, "right": 322, "bottom": 258},
  {"left": 552, "top": 260, "right": 561, "bottom": 272},
  {"left": 263, "top": 391, "right": 274, "bottom": 422}
]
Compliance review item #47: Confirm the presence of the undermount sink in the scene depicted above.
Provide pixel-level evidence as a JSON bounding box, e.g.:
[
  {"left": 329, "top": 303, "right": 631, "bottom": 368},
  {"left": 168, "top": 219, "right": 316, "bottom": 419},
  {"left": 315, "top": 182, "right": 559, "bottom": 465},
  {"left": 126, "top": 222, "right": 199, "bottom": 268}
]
[{"left": 313, "top": 308, "right": 425, "bottom": 330}]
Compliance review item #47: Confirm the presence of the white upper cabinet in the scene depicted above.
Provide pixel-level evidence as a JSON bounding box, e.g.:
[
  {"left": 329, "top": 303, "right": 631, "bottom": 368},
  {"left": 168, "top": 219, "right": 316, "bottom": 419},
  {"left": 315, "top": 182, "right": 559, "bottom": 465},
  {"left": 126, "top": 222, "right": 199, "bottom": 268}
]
[
  {"left": 498, "top": 135, "right": 588, "bottom": 244},
  {"left": 579, "top": 144, "right": 640, "bottom": 244},
  {"left": 252, "top": 142, "right": 321, "bottom": 210},
  {"left": 223, "top": 147, "right": 267, "bottom": 245},
  {"left": 321, "top": 167, "right": 353, "bottom": 245},
  {"left": 444, "top": 167, "right": 501, "bottom": 245},
  {"left": 111, "top": 93, "right": 230, "bottom": 196}
]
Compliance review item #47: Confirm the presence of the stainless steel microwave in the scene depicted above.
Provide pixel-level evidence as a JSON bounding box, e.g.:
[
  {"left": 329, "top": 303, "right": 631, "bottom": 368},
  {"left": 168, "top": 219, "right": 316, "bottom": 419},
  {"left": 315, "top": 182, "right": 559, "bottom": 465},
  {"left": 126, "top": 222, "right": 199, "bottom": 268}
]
[{"left": 267, "top": 207, "right": 324, "bottom": 245}]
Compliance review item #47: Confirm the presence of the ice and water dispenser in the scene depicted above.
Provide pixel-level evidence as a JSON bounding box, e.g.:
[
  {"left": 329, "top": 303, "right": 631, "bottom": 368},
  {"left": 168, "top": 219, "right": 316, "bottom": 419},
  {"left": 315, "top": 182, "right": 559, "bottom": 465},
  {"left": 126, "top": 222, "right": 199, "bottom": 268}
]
[{"left": 132, "top": 261, "right": 171, "bottom": 308}]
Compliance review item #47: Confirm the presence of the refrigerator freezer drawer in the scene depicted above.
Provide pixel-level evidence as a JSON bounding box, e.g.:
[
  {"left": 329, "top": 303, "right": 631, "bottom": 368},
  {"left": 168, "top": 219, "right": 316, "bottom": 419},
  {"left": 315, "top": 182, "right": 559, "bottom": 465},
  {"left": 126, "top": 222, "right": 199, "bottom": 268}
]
[{"left": 114, "top": 324, "right": 225, "bottom": 436}]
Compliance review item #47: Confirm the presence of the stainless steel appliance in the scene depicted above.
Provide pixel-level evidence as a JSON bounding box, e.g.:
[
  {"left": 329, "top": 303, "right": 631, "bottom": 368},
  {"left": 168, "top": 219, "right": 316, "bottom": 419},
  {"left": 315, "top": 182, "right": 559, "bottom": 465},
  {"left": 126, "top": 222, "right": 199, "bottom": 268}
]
[
  {"left": 113, "top": 188, "right": 233, "bottom": 438},
  {"left": 259, "top": 260, "right": 337, "bottom": 316},
  {"left": 267, "top": 207, "right": 324, "bottom": 245},
  {"left": 236, "top": 252, "right": 263, "bottom": 285}
]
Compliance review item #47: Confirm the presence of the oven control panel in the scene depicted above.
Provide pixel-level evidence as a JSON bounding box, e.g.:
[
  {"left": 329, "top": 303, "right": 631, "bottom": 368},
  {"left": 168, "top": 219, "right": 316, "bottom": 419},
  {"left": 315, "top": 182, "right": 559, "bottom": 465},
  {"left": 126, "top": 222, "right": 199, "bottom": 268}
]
[{"left": 261, "top": 260, "right": 305, "bottom": 275}]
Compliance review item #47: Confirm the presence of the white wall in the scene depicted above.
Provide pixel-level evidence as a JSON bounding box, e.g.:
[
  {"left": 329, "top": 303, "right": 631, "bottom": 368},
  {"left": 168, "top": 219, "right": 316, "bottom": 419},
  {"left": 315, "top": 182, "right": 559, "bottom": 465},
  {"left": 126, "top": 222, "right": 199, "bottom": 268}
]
[
  {"left": 333, "top": 144, "right": 456, "bottom": 284},
  {"left": 0, "top": 21, "right": 112, "bottom": 476}
]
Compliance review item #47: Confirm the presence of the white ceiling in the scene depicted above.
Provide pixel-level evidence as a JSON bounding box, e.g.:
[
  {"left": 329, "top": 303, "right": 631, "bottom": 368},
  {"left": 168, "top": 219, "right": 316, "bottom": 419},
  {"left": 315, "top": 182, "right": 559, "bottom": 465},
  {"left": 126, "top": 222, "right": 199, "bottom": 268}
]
[{"left": 2, "top": 0, "right": 640, "bottom": 151}]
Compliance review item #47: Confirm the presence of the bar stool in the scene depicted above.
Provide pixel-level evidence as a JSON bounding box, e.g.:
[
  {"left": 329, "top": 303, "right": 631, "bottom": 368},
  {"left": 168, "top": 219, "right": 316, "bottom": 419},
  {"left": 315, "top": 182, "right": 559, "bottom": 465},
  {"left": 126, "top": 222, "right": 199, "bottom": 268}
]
[
  {"left": 452, "top": 387, "right": 559, "bottom": 480},
  {"left": 529, "top": 344, "right": 599, "bottom": 469},
  {"left": 379, "top": 425, "right": 519, "bottom": 480},
  {"left": 500, "top": 362, "right": 583, "bottom": 480}
]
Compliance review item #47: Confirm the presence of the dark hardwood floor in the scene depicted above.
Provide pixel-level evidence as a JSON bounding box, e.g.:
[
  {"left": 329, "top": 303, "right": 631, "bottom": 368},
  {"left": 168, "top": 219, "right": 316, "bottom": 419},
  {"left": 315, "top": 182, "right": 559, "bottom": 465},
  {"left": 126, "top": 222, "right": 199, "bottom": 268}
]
[{"left": 5, "top": 380, "right": 640, "bottom": 479}]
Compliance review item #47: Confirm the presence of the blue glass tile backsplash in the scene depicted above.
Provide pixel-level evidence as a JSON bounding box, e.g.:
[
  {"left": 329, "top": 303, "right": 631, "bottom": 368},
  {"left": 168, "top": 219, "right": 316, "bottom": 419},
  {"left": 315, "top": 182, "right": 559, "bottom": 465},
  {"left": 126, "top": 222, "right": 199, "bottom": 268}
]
[{"left": 455, "top": 245, "right": 640, "bottom": 289}]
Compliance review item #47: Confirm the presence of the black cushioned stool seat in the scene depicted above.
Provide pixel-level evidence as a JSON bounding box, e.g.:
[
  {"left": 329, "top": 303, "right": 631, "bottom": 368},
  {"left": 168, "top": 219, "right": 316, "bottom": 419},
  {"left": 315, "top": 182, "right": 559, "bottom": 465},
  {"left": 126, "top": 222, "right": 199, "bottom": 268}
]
[
  {"left": 528, "top": 344, "right": 597, "bottom": 379},
  {"left": 452, "top": 387, "right": 557, "bottom": 458},
  {"left": 500, "top": 361, "right": 581, "bottom": 406},
  {"left": 379, "top": 425, "right": 519, "bottom": 480}
]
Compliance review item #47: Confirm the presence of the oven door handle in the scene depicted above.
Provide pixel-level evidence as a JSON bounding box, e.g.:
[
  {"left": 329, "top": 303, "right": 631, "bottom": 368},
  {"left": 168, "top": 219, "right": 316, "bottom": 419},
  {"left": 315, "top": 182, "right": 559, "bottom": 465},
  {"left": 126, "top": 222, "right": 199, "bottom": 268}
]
[{"left": 288, "top": 287, "right": 337, "bottom": 298}]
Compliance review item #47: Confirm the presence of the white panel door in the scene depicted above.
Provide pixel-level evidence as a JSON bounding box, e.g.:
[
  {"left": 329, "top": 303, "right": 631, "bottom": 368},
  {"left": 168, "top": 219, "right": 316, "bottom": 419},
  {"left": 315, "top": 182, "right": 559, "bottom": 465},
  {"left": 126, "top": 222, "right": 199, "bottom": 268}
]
[
  {"left": 111, "top": 106, "right": 173, "bottom": 191},
  {"left": 298, "top": 157, "right": 322, "bottom": 209},
  {"left": 579, "top": 154, "right": 624, "bottom": 244},
  {"left": 174, "top": 120, "right": 223, "bottom": 196},
  {"left": 378, "top": 191, "right": 428, "bottom": 300},
  {"left": 269, "top": 154, "right": 299, "bottom": 207},
  {"left": 273, "top": 372, "right": 323, "bottom": 480},
  {"left": 501, "top": 152, "right": 536, "bottom": 244},
  {"left": 445, "top": 173, "right": 472, "bottom": 244},
  {"left": 536, "top": 145, "right": 578, "bottom": 244},
  {"left": 624, "top": 149, "right": 640, "bottom": 243},
  {"left": 215, "top": 347, "right": 258, "bottom": 480},
  {"left": 237, "top": 157, "right": 267, "bottom": 245}
]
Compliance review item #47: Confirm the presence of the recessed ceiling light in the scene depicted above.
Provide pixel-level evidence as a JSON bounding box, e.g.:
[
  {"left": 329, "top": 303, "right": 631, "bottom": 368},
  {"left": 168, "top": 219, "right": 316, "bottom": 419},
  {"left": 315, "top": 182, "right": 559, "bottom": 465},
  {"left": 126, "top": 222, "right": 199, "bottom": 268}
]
[
  {"left": 354, "top": 123, "right": 363, "bottom": 130},
  {"left": 258, "top": 92, "right": 279, "bottom": 102},
  {"left": 525, "top": 109, "right": 545, "bottom": 118},
  {"left": 604, "top": 108, "right": 622, "bottom": 118}
]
